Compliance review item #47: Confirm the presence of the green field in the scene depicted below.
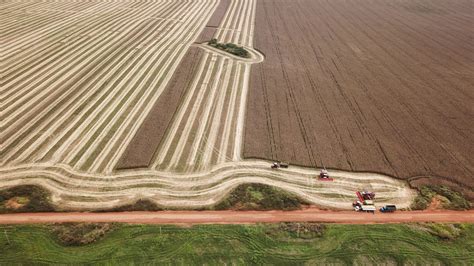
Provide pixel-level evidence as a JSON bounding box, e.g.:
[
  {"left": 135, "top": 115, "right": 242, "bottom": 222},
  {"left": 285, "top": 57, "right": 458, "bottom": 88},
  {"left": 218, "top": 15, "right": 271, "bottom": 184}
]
[{"left": 1, "top": 223, "right": 473, "bottom": 265}]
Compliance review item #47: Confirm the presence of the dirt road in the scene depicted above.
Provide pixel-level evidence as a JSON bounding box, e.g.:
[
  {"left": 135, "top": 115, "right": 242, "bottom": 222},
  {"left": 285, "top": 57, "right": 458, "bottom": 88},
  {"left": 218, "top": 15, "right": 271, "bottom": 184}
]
[{"left": 1, "top": 209, "right": 472, "bottom": 225}]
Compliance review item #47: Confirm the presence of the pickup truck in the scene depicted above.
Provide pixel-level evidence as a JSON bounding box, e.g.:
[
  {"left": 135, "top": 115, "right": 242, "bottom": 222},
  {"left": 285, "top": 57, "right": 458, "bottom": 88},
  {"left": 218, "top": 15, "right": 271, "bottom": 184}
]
[{"left": 380, "top": 205, "right": 397, "bottom": 213}]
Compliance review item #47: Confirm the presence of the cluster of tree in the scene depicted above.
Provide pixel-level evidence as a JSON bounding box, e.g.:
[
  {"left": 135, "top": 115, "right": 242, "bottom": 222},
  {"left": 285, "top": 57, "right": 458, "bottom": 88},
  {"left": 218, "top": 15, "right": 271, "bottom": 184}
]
[
  {"left": 0, "top": 185, "right": 54, "bottom": 213},
  {"left": 411, "top": 185, "right": 470, "bottom": 210},
  {"left": 208, "top": 38, "right": 250, "bottom": 58},
  {"left": 51, "top": 223, "right": 114, "bottom": 246},
  {"left": 214, "top": 183, "right": 307, "bottom": 210}
]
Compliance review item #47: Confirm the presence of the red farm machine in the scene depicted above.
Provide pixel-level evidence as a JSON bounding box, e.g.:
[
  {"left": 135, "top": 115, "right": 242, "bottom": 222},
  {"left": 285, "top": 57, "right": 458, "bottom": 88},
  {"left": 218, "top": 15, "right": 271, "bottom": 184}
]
[
  {"left": 317, "top": 168, "right": 333, "bottom": 181},
  {"left": 353, "top": 190, "right": 376, "bottom": 213}
]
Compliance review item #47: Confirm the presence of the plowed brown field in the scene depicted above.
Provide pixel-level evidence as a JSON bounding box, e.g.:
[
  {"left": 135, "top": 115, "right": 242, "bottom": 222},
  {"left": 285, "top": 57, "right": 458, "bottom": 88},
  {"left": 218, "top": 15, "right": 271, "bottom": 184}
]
[
  {"left": 116, "top": 47, "right": 204, "bottom": 169},
  {"left": 196, "top": 0, "right": 231, "bottom": 43},
  {"left": 244, "top": 0, "right": 474, "bottom": 199}
]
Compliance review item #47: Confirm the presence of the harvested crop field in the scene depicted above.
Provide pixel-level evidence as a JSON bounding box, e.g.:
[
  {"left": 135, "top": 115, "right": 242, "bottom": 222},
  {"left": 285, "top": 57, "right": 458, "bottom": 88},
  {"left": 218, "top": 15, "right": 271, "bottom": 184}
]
[
  {"left": 244, "top": 0, "right": 474, "bottom": 199},
  {"left": 1, "top": 0, "right": 219, "bottom": 174},
  {"left": 116, "top": 47, "right": 204, "bottom": 169},
  {"left": 196, "top": 0, "right": 231, "bottom": 43},
  {"left": 1, "top": 0, "right": 451, "bottom": 211}
]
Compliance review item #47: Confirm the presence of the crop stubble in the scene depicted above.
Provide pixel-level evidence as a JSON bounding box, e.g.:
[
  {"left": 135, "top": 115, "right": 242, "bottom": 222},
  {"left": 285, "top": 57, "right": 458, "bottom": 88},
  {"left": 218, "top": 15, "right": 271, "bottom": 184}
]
[
  {"left": 244, "top": 0, "right": 474, "bottom": 198},
  {"left": 1, "top": 0, "right": 218, "bottom": 173},
  {"left": 0, "top": 0, "right": 418, "bottom": 210},
  {"left": 120, "top": 0, "right": 257, "bottom": 172},
  {"left": 196, "top": 0, "right": 231, "bottom": 43},
  {"left": 116, "top": 47, "right": 204, "bottom": 169}
]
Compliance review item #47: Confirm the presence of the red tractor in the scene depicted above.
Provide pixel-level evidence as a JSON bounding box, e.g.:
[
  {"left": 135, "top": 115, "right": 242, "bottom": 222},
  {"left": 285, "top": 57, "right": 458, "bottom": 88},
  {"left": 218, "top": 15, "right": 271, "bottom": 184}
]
[
  {"left": 357, "top": 191, "right": 375, "bottom": 201},
  {"left": 318, "top": 169, "right": 333, "bottom": 181}
]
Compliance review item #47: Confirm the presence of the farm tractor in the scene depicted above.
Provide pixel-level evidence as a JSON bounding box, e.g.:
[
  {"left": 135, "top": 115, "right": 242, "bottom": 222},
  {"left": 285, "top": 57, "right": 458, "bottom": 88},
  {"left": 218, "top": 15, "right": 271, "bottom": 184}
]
[
  {"left": 353, "top": 190, "right": 376, "bottom": 213},
  {"left": 271, "top": 161, "right": 289, "bottom": 169}
]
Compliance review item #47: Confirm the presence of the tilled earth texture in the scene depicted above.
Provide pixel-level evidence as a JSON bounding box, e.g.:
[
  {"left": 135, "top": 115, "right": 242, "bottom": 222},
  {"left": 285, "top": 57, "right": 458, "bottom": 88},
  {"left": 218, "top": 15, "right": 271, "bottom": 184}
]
[{"left": 244, "top": 0, "right": 474, "bottom": 199}]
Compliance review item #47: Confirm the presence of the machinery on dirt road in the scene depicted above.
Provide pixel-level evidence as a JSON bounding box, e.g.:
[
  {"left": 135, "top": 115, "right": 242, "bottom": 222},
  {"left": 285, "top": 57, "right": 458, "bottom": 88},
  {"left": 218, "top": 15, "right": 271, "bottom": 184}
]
[
  {"left": 353, "top": 190, "right": 376, "bottom": 213},
  {"left": 380, "top": 205, "right": 397, "bottom": 213},
  {"left": 353, "top": 203, "right": 376, "bottom": 213},
  {"left": 318, "top": 168, "right": 333, "bottom": 181},
  {"left": 271, "top": 161, "right": 289, "bottom": 169}
]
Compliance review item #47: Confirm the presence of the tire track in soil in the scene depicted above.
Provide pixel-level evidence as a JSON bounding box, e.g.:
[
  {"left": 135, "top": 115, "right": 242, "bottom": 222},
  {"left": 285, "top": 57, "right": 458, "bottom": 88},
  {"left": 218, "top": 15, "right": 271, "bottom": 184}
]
[
  {"left": 318, "top": 1, "right": 432, "bottom": 174},
  {"left": 326, "top": 0, "right": 473, "bottom": 177}
]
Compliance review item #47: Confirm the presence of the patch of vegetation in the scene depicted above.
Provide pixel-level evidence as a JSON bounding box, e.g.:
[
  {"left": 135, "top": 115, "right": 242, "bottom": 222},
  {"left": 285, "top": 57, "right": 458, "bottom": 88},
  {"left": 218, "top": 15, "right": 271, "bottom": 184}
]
[
  {"left": 13, "top": 196, "right": 29, "bottom": 205},
  {"left": 1, "top": 224, "right": 473, "bottom": 264},
  {"left": 422, "top": 223, "right": 466, "bottom": 241},
  {"left": 214, "top": 183, "right": 308, "bottom": 210},
  {"left": 208, "top": 38, "right": 250, "bottom": 58},
  {"left": 51, "top": 223, "right": 115, "bottom": 246},
  {"left": 0, "top": 184, "right": 306, "bottom": 213},
  {"left": 411, "top": 185, "right": 470, "bottom": 210},
  {"left": 273, "top": 222, "right": 326, "bottom": 239},
  {"left": 103, "top": 199, "right": 163, "bottom": 212},
  {"left": 0, "top": 186, "right": 55, "bottom": 213}
]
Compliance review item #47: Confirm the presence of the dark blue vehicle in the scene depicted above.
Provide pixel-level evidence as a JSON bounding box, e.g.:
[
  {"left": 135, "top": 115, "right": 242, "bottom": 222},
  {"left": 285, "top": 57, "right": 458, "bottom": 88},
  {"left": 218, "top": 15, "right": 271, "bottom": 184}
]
[{"left": 380, "top": 205, "right": 397, "bottom": 213}]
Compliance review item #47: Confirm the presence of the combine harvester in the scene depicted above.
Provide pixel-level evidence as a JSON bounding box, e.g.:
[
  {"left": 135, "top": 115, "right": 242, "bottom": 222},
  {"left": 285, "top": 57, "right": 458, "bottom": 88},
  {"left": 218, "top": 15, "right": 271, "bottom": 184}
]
[{"left": 353, "top": 190, "right": 376, "bottom": 213}]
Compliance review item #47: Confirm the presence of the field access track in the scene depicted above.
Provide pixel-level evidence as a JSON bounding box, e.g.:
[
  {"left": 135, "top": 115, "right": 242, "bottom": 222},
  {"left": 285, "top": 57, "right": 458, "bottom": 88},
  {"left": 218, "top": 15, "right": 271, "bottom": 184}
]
[{"left": 1, "top": 209, "right": 473, "bottom": 225}]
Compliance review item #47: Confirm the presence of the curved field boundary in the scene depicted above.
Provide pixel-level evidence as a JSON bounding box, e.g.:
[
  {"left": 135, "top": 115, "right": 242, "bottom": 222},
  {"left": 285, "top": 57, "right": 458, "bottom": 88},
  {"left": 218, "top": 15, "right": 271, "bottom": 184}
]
[
  {"left": 0, "top": 160, "right": 415, "bottom": 210},
  {"left": 193, "top": 42, "right": 264, "bottom": 64}
]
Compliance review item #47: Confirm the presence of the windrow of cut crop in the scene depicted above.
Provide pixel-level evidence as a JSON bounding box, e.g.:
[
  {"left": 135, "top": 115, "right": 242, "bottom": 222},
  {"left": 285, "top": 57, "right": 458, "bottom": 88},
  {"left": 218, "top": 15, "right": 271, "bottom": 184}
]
[
  {"left": 1, "top": 0, "right": 219, "bottom": 174},
  {"left": 116, "top": 47, "right": 205, "bottom": 169},
  {"left": 0, "top": 161, "right": 415, "bottom": 210},
  {"left": 149, "top": 0, "right": 257, "bottom": 172}
]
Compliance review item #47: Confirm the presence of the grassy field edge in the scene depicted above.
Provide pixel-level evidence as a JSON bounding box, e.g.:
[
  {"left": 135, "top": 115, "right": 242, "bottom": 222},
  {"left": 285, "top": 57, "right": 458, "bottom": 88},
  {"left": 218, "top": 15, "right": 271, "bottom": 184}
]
[{"left": 0, "top": 223, "right": 472, "bottom": 264}]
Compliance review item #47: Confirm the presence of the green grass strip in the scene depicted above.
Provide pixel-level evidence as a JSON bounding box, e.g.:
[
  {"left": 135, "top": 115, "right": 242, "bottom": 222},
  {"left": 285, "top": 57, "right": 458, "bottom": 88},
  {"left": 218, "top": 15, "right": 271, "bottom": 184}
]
[{"left": 0, "top": 223, "right": 472, "bottom": 264}]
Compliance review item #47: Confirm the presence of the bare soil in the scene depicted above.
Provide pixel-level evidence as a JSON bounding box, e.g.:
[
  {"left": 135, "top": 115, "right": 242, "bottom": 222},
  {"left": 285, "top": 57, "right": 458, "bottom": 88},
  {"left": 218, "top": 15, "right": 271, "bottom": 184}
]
[
  {"left": 205, "top": 0, "right": 231, "bottom": 28},
  {"left": 244, "top": 0, "right": 474, "bottom": 199},
  {"left": 4, "top": 197, "right": 30, "bottom": 210},
  {"left": 427, "top": 196, "right": 443, "bottom": 210},
  {"left": 1, "top": 209, "right": 473, "bottom": 225},
  {"left": 116, "top": 47, "right": 204, "bottom": 169},
  {"left": 195, "top": 0, "right": 231, "bottom": 43},
  {"left": 196, "top": 27, "right": 217, "bottom": 43}
]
